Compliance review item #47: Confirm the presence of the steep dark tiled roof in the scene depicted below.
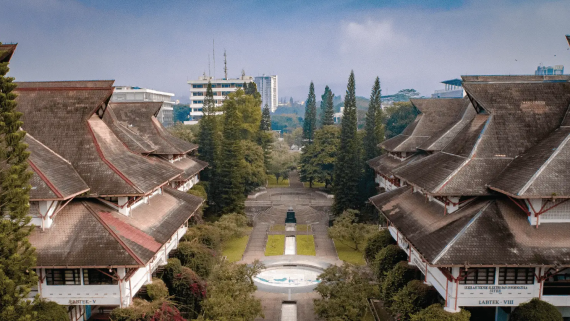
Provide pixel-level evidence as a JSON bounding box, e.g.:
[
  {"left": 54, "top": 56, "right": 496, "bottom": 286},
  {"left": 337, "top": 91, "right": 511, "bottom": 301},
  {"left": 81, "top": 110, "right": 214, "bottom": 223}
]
[
  {"left": 0, "top": 44, "right": 17, "bottom": 63},
  {"left": 169, "top": 157, "right": 209, "bottom": 181},
  {"left": 27, "top": 134, "right": 89, "bottom": 200},
  {"left": 489, "top": 127, "right": 570, "bottom": 198},
  {"left": 371, "top": 188, "right": 570, "bottom": 266},
  {"left": 29, "top": 189, "right": 203, "bottom": 267},
  {"left": 107, "top": 102, "right": 197, "bottom": 155},
  {"left": 366, "top": 153, "right": 427, "bottom": 176},
  {"left": 15, "top": 81, "right": 183, "bottom": 196}
]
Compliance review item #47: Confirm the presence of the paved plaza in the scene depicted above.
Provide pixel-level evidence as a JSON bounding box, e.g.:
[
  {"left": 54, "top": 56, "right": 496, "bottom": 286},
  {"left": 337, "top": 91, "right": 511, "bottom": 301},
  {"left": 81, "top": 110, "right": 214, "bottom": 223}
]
[{"left": 243, "top": 171, "right": 339, "bottom": 320}]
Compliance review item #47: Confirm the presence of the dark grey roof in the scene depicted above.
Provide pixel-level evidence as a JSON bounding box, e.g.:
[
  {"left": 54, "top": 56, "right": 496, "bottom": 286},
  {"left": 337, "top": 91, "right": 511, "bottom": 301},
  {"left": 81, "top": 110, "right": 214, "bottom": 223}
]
[
  {"left": 29, "top": 189, "right": 203, "bottom": 268},
  {"left": 15, "top": 81, "right": 183, "bottom": 196},
  {"left": 0, "top": 44, "right": 17, "bottom": 63},
  {"left": 370, "top": 187, "right": 570, "bottom": 266},
  {"left": 169, "top": 157, "right": 209, "bottom": 181},
  {"left": 27, "top": 134, "right": 89, "bottom": 200},
  {"left": 367, "top": 153, "right": 427, "bottom": 176},
  {"left": 107, "top": 102, "right": 198, "bottom": 155},
  {"left": 489, "top": 127, "right": 570, "bottom": 198}
]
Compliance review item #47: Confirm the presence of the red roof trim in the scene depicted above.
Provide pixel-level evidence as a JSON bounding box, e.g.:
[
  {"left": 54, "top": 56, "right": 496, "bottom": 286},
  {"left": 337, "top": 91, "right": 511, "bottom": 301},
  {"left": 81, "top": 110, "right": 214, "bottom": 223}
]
[{"left": 15, "top": 87, "right": 113, "bottom": 91}]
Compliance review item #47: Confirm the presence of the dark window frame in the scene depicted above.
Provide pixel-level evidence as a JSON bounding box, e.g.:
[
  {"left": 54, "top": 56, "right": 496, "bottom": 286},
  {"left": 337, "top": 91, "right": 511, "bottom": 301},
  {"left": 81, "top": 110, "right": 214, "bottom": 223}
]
[
  {"left": 83, "top": 269, "right": 118, "bottom": 285},
  {"left": 459, "top": 267, "right": 496, "bottom": 285},
  {"left": 499, "top": 267, "right": 535, "bottom": 285},
  {"left": 46, "top": 269, "right": 81, "bottom": 285}
]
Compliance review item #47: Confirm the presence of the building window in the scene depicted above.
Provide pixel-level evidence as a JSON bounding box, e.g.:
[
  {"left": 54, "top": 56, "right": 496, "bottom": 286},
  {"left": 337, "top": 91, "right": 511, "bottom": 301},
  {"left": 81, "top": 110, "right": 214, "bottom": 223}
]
[
  {"left": 83, "top": 269, "right": 118, "bottom": 285},
  {"left": 222, "top": 84, "right": 230, "bottom": 88},
  {"left": 192, "top": 92, "right": 204, "bottom": 96},
  {"left": 193, "top": 85, "right": 203, "bottom": 88},
  {"left": 543, "top": 268, "right": 570, "bottom": 295},
  {"left": 499, "top": 268, "right": 534, "bottom": 285},
  {"left": 459, "top": 268, "right": 496, "bottom": 285},
  {"left": 46, "top": 269, "right": 81, "bottom": 285}
]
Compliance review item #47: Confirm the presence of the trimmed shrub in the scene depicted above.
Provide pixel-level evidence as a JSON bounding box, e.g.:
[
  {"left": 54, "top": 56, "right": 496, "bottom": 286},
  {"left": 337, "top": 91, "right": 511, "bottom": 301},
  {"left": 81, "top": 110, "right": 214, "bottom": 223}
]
[
  {"left": 182, "top": 224, "right": 222, "bottom": 250},
  {"left": 381, "top": 261, "right": 419, "bottom": 307},
  {"left": 364, "top": 229, "right": 396, "bottom": 262},
  {"left": 31, "top": 299, "right": 68, "bottom": 321},
  {"left": 510, "top": 298, "right": 563, "bottom": 321},
  {"left": 109, "top": 298, "right": 186, "bottom": 321},
  {"left": 146, "top": 278, "right": 169, "bottom": 301},
  {"left": 391, "top": 280, "right": 440, "bottom": 320},
  {"left": 176, "top": 242, "right": 217, "bottom": 278},
  {"left": 410, "top": 304, "right": 470, "bottom": 321},
  {"left": 214, "top": 213, "right": 249, "bottom": 241},
  {"left": 373, "top": 244, "right": 408, "bottom": 281}
]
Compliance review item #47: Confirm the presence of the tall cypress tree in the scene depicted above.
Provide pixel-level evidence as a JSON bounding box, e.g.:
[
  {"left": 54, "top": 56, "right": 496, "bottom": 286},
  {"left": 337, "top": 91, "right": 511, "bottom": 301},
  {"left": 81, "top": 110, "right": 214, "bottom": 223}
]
[
  {"left": 362, "top": 77, "right": 384, "bottom": 200},
  {"left": 322, "top": 86, "right": 335, "bottom": 126},
  {"left": 260, "top": 104, "right": 271, "bottom": 131},
  {"left": 303, "top": 82, "right": 317, "bottom": 143},
  {"left": 198, "top": 82, "right": 220, "bottom": 181},
  {"left": 258, "top": 104, "right": 273, "bottom": 172},
  {"left": 333, "top": 71, "right": 361, "bottom": 215},
  {"left": 0, "top": 43, "right": 37, "bottom": 321},
  {"left": 218, "top": 92, "right": 246, "bottom": 214}
]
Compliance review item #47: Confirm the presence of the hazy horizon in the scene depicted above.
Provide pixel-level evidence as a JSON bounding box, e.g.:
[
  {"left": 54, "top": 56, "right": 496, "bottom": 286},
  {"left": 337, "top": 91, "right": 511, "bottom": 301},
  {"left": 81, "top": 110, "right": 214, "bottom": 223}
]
[{"left": 2, "top": 0, "right": 570, "bottom": 103}]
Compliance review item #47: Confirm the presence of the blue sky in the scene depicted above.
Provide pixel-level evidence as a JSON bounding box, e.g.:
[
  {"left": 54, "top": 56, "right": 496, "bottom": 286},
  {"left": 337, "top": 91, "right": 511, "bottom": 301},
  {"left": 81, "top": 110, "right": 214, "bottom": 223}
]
[{"left": 1, "top": 0, "right": 569, "bottom": 103}]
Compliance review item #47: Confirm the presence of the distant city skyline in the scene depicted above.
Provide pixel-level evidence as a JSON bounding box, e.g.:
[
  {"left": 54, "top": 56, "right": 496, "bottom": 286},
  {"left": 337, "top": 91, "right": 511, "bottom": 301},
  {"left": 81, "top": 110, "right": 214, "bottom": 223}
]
[{"left": 2, "top": 0, "right": 570, "bottom": 103}]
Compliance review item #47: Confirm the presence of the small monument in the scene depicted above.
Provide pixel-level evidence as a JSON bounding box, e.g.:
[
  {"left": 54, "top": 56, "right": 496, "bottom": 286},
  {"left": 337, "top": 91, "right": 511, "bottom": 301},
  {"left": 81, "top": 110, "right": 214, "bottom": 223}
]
[{"left": 285, "top": 207, "right": 296, "bottom": 231}]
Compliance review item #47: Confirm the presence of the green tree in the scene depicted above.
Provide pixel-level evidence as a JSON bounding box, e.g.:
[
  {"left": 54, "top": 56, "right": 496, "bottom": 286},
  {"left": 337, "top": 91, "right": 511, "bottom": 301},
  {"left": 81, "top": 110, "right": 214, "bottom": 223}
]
[
  {"left": 199, "top": 261, "right": 264, "bottom": 321},
  {"left": 391, "top": 280, "right": 439, "bottom": 321},
  {"left": 234, "top": 90, "right": 262, "bottom": 141},
  {"left": 314, "top": 263, "right": 377, "bottom": 321},
  {"left": 267, "top": 144, "right": 298, "bottom": 184},
  {"left": 110, "top": 298, "right": 186, "bottom": 321},
  {"left": 146, "top": 278, "right": 170, "bottom": 301},
  {"left": 168, "top": 122, "right": 197, "bottom": 143},
  {"left": 302, "top": 82, "right": 317, "bottom": 143},
  {"left": 309, "top": 125, "right": 339, "bottom": 188},
  {"left": 173, "top": 104, "right": 191, "bottom": 123},
  {"left": 242, "top": 140, "right": 266, "bottom": 194},
  {"left": 322, "top": 86, "right": 335, "bottom": 126},
  {"left": 410, "top": 304, "right": 471, "bottom": 321},
  {"left": 381, "top": 262, "right": 419, "bottom": 308},
  {"left": 198, "top": 82, "right": 221, "bottom": 183},
  {"left": 333, "top": 71, "right": 362, "bottom": 214},
  {"left": 299, "top": 143, "right": 318, "bottom": 188},
  {"left": 373, "top": 245, "right": 408, "bottom": 281},
  {"left": 284, "top": 127, "right": 303, "bottom": 147},
  {"left": 0, "top": 44, "right": 37, "bottom": 321},
  {"left": 362, "top": 77, "right": 384, "bottom": 192},
  {"left": 159, "top": 258, "right": 206, "bottom": 319},
  {"left": 31, "top": 299, "right": 68, "bottom": 321},
  {"left": 217, "top": 91, "right": 246, "bottom": 214},
  {"left": 384, "top": 101, "right": 419, "bottom": 139},
  {"left": 328, "top": 209, "right": 377, "bottom": 252},
  {"left": 364, "top": 229, "right": 396, "bottom": 263},
  {"left": 260, "top": 104, "right": 271, "bottom": 131},
  {"left": 510, "top": 298, "right": 563, "bottom": 321}
]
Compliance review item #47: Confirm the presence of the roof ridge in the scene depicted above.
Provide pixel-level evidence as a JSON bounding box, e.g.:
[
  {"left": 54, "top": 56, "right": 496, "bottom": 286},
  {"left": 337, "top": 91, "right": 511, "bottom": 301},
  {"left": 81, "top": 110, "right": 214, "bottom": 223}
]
[
  {"left": 26, "top": 134, "right": 72, "bottom": 165},
  {"left": 27, "top": 159, "right": 63, "bottom": 199},
  {"left": 107, "top": 106, "right": 157, "bottom": 152},
  {"left": 518, "top": 130, "right": 570, "bottom": 196},
  {"left": 82, "top": 201, "right": 145, "bottom": 266},
  {"left": 432, "top": 201, "right": 492, "bottom": 264}
]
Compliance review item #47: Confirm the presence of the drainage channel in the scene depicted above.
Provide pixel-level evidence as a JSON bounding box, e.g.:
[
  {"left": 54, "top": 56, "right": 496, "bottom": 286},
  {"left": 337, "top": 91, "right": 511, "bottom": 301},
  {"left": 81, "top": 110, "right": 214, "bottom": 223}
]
[
  {"left": 284, "top": 235, "right": 296, "bottom": 255},
  {"left": 281, "top": 302, "right": 297, "bottom": 321}
]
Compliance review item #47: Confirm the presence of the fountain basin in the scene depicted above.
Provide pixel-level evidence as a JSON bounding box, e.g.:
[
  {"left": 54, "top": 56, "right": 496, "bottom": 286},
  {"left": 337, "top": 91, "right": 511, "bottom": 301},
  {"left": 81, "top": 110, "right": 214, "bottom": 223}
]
[{"left": 254, "top": 264, "right": 324, "bottom": 293}]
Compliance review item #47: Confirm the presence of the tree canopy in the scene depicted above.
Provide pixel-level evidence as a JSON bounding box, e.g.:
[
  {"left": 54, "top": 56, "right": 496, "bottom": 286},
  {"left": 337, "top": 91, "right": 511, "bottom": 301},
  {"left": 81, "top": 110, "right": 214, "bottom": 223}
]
[
  {"left": 303, "top": 82, "right": 317, "bottom": 143},
  {"left": 384, "top": 101, "right": 419, "bottom": 139}
]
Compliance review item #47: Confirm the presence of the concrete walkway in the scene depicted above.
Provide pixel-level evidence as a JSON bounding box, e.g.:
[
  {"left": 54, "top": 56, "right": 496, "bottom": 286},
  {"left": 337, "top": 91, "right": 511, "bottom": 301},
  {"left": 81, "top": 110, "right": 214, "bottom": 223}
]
[{"left": 243, "top": 171, "right": 339, "bottom": 320}]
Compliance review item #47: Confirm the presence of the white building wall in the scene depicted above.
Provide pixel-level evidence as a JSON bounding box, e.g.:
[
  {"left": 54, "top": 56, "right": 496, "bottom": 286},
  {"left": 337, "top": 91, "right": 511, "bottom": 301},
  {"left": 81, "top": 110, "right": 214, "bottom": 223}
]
[{"left": 254, "top": 75, "right": 278, "bottom": 112}]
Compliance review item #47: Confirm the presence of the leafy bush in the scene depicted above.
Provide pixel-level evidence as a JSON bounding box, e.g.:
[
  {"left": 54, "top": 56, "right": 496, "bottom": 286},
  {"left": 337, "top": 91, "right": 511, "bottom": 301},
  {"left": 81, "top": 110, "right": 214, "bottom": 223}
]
[
  {"left": 214, "top": 213, "right": 248, "bottom": 241},
  {"left": 410, "top": 304, "right": 470, "bottom": 321},
  {"left": 158, "top": 258, "right": 206, "bottom": 319},
  {"left": 110, "top": 298, "right": 186, "bottom": 321},
  {"left": 187, "top": 183, "right": 207, "bottom": 200},
  {"left": 31, "top": 298, "right": 68, "bottom": 321},
  {"left": 510, "top": 298, "right": 562, "bottom": 321},
  {"left": 182, "top": 224, "right": 222, "bottom": 250},
  {"left": 364, "top": 229, "right": 396, "bottom": 262},
  {"left": 146, "top": 278, "right": 169, "bottom": 301},
  {"left": 373, "top": 244, "right": 408, "bottom": 281},
  {"left": 391, "top": 280, "right": 440, "bottom": 320},
  {"left": 381, "top": 261, "right": 419, "bottom": 307},
  {"left": 176, "top": 242, "right": 217, "bottom": 278}
]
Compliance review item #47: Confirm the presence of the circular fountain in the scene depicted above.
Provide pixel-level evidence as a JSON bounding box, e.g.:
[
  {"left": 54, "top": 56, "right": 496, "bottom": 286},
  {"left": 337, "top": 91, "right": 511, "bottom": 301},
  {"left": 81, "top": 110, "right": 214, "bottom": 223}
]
[{"left": 253, "top": 262, "right": 327, "bottom": 293}]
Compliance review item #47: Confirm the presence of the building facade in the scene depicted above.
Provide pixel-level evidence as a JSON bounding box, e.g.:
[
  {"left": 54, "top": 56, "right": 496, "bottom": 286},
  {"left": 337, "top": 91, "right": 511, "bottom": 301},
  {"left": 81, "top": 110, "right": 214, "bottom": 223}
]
[
  {"left": 535, "top": 65, "right": 564, "bottom": 76},
  {"left": 368, "top": 75, "right": 570, "bottom": 320},
  {"left": 13, "top": 77, "right": 206, "bottom": 320},
  {"left": 186, "top": 74, "right": 254, "bottom": 124},
  {"left": 111, "top": 86, "right": 175, "bottom": 127},
  {"left": 254, "top": 75, "right": 278, "bottom": 112},
  {"left": 431, "top": 78, "right": 464, "bottom": 98}
]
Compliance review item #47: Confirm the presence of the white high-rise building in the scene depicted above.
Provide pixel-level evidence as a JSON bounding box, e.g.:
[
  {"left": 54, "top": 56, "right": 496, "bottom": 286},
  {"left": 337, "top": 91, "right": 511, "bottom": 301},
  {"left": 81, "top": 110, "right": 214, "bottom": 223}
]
[
  {"left": 254, "top": 75, "right": 278, "bottom": 112},
  {"left": 111, "top": 86, "right": 175, "bottom": 127},
  {"left": 186, "top": 74, "right": 254, "bottom": 125}
]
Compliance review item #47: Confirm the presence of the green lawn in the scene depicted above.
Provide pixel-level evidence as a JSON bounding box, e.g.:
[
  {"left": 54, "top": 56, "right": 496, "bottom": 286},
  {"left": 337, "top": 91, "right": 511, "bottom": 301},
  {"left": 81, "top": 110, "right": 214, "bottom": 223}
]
[
  {"left": 303, "top": 181, "right": 326, "bottom": 188},
  {"left": 296, "top": 235, "right": 316, "bottom": 255},
  {"left": 222, "top": 227, "right": 253, "bottom": 262},
  {"left": 333, "top": 238, "right": 366, "bottom": 265},
  {"left": 296, "top": 224, "right": 310, "bottom": 232},
  {"left": 270, "top": 224, "right": 285, "bottom": 232},
  {"left": 267, "top": 175, "right": 289, "bottom": 187},
  {"left": 265, "top": 235, "right": 285, "bottom": 256}
]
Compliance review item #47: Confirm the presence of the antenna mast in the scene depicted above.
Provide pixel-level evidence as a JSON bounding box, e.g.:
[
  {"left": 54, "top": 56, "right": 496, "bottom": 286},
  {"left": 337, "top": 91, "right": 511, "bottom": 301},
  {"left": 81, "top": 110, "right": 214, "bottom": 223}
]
[
  {"left": 224, "top": 50, "right": 228, "bottom": 80},
  {"left": 208, "top": 54, "right": 211, "bottom": 78},
  {"left": 213, "top": 39, "right": 216, "bottom": 79}
]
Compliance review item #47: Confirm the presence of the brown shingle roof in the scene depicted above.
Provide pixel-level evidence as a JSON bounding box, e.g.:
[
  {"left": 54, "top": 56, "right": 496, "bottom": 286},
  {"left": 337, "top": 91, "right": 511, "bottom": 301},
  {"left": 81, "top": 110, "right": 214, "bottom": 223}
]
[
  {"left": 168, "top": 157, "right": 209, "bottom": 181},
  {"left": 27, "top": 134, "right": 89, "bottom": 200},
  {"left": 107, "top": 102, "right": 197, "bottom": 155},
  {"left": 366, "top": 153, "right": 427, "bottom": 176},
  {"left": 0, "top": 44, "right": 17, "bottom": 63},
  {"left": 30, "top": 189, "right": 203, "bottom": 268}
]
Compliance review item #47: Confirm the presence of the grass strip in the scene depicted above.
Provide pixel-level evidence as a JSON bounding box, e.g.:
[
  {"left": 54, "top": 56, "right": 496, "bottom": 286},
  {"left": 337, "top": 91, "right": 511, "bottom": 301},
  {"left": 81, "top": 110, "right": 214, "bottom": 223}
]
[
  {"left": 296, "top": 235, "right": 316, "bottom": 256},
  {"left": 265, "top": 235, "right": 285, "bottom": 256}
]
